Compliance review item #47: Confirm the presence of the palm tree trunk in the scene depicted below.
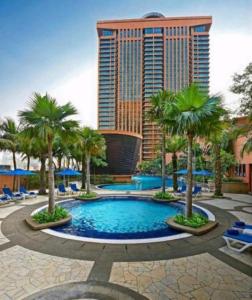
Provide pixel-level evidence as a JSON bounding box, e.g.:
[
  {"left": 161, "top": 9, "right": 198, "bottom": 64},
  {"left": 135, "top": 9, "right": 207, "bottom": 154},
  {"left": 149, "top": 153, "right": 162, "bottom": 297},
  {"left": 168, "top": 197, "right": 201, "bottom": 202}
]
[
  {"left": 12, "top": 151, "right": 17, "bottom": 190},
  {"left": 214, "top": 144, "right": 223, "bottom": 196},
  {"left": 186, "top": 134, "right": 193, "bottom": 218},
  {"left": 27, "top": 155, "right": 30, "bottom": 171},
  {"left": 48, "top": 137, "right": 55, "bottom": 214},
  {"left": 172, "top": 153, "right": 178, "bottom": 192},
  {"left": 58, "top": 156, "right": 62, "bottom": 171},
  {"left": 161, "top": 130, "right": 166, "bottom": 193},
  {"left": 39, "top": 157, "right": 47, "bottom": 195},
  {"left": 81, "top": 155, "right": 85, "bottom": 189},
  {"left": 86, "top": 153, "right": 91, "bottom": 194}
]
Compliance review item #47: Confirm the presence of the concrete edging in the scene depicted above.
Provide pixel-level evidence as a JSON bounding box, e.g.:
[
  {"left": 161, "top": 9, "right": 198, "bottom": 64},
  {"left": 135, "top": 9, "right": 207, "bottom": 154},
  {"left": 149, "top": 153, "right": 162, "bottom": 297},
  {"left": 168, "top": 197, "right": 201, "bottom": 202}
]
[
  {"left": 25, "top": 215, "right": 72, "bottom": 230},
  {"left": 167, "top": 218, "right": 218, "bottom": 236}
]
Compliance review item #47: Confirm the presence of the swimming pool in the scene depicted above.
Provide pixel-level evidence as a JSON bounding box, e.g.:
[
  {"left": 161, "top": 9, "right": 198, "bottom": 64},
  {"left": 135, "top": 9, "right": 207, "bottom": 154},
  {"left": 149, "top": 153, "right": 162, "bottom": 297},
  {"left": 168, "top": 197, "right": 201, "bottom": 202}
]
[
  {"left": 43, "top": 196, "right": 210, "bottom": 243},
  {"left": 98, "top": 175, "right": 183, "bottom": 191}
]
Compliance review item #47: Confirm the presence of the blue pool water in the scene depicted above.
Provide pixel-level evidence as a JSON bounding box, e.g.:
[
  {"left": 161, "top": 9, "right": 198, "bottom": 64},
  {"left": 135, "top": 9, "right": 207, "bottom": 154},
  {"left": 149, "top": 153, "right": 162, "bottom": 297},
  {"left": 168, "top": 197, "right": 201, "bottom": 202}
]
[
  {"left": 99, "top": 175, "right": 182, "bottom": 191},
  {"left": 52, "top": 196, "right": 206, "bottom": 240}
]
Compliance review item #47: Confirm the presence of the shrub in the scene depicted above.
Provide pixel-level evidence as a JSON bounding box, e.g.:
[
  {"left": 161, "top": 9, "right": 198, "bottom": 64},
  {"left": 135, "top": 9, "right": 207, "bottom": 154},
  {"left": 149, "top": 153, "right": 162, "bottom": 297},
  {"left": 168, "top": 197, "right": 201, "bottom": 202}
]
[
  {"left": 174, "top": 213, "right": 208, "bottom": 228},
  {"left": 78, "top": 192, "right": 97, "bottom": 199},
  {"left": 154, "top": 191, "right": 176, "bottom": 200},
  {"left": 32, "top": 206, "right": 68, "bottom": 224}
]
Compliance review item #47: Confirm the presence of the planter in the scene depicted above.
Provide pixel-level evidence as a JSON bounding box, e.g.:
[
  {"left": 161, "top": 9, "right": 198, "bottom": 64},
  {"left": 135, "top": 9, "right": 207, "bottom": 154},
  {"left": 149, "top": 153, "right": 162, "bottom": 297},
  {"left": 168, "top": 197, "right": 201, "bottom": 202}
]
[
  {"left": 222, "top": 182, "right": 249, "bottom": 194},
  {"left": 167, "top": 217, "right": 218, "bottom": 235},
  {"left": 25, "top": 215, "right": 72, "bottom": 230}
]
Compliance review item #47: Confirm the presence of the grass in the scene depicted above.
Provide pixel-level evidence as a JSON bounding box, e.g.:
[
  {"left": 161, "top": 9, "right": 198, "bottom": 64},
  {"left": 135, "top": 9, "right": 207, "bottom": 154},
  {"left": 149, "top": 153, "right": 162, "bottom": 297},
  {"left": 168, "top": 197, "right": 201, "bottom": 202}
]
[
  {"left": 174, "top": 213, "right": 208, "bottom": 228},
  {"left": 32, "top": 206, "right": 69, "bottom": 224},
  {"left": 154, "top": 191, "right": 176, "bottom": 201},
  {"left": 77, "top": 192, "right": 98, "bottom": 199}
]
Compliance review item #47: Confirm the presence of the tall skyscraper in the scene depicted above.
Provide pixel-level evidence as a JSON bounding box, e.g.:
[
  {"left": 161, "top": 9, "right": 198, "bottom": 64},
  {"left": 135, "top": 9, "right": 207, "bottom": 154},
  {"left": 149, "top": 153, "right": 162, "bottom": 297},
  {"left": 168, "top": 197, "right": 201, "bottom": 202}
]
[{"left": 97, "top": 13, "right": 212, "bottom": 162}]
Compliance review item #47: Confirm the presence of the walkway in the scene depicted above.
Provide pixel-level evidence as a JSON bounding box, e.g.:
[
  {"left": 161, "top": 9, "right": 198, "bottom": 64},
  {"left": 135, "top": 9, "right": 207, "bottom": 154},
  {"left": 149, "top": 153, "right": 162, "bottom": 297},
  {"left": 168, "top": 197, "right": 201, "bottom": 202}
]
[{"left": 0, "top": 193, "right": 251, "bottom": 299}]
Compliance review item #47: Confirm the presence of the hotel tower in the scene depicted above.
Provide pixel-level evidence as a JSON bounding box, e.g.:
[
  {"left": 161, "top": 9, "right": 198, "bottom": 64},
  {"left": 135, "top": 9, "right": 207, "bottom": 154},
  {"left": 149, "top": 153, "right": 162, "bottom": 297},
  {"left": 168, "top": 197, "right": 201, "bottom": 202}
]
[{"left": 96, "top": 13, "right": 212, "bottom": 174}]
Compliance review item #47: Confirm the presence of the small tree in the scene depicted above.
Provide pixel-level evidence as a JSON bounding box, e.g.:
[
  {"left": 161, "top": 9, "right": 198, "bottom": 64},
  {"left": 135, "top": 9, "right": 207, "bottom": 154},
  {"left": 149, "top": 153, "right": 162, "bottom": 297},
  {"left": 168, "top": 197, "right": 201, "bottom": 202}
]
[
  {"left": 165, "top": 136, "right": 187, "bottom": 192},
  {"left": 230, "top": 62, "right": 252, "bottom": 115},
  {"left": 19, "top": 93, "right": 79, "bottom": 213},
  {"left": 78, "top": 127, "right": 106, "bottom": 194},
  {"left": 148, "top": 90, "right": 176, "bottom": 193}
]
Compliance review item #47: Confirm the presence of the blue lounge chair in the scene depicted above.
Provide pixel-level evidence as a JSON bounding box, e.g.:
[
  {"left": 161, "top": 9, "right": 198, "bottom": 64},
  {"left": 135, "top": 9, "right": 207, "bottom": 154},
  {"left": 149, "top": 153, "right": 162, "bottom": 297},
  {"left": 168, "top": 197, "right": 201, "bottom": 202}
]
[
  {"left": 175, "top": 185, "right": 186, "bottom": 195},
  {"left": 70, "top": 183, "right": 80, "bottom": 193},
  {"left": 223, "top": 228, "right": 252, "bottom": 253},
  {"left": 3, "top": 187, "right": 24, "bottom": 200},
  {"left": 58, "top": 183, "right": 68, "bottom": 195},
  {"left": 233, "top": 221, "right": 252, "bottom": 230},
  {"left": 192, "top": 185, "right": 202, "bottom": 197},
  {"left": 19, "top": 186, "right": 37, "bottom": 198},
  {"left": 0, "top": 195, "right": 10, "bottom": 203}
]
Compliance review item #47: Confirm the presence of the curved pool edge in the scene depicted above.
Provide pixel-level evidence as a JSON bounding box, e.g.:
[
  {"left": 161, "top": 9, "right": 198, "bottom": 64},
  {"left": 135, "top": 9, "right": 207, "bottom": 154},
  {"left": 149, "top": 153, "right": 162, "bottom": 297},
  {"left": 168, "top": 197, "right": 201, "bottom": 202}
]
[{"left": 30, "top": 197, "right": 216, "bottom": 244}]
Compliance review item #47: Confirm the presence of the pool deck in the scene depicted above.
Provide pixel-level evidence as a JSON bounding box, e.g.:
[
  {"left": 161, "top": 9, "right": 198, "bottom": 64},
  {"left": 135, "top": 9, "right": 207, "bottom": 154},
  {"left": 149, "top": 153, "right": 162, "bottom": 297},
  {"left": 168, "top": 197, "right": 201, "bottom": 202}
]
[{"left": 0, "top": 191, "right": 251, "bottom": 299}]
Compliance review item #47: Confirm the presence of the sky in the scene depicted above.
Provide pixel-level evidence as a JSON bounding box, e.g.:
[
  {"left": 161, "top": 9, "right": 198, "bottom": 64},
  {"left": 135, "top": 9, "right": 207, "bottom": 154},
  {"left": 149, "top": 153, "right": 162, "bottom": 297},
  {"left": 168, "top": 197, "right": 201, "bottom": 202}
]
[{"left": 0, "top": 0, "right": 252, "bottom": 130}]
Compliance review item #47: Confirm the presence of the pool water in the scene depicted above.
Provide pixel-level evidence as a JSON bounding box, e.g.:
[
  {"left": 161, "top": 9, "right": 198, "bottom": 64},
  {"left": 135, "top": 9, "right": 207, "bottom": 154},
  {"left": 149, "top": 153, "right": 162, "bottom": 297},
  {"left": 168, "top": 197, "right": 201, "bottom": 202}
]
[
  {"left": 99, "top": 175, "right": 182, "bottom": 191},
  {"left": 52, "top": 197, "right": 205, "bottom": 240}
]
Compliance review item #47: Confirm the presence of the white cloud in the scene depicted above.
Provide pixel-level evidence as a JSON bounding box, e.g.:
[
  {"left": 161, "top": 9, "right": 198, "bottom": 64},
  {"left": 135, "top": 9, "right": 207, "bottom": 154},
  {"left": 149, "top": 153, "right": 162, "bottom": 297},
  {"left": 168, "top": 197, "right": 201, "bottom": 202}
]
[
  {"left": 50, "top": 62, "right": 98, "bottom": 128},
  {"left": 210, "top": 30, "right": 252, "bottom": 111}
]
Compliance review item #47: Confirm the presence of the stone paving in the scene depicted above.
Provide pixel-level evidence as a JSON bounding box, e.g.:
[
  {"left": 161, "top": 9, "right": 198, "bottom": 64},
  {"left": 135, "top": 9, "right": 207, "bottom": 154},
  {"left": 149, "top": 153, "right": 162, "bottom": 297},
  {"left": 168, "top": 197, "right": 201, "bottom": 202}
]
[
  {"left": 0, "top": 192, "right": 251, "bottom": 299},
  {"left": 0, "top": 245, "right": 94, "bottom": 300},
  {"left": 110, "top": 253, "right": 252, "bottom": 300}
]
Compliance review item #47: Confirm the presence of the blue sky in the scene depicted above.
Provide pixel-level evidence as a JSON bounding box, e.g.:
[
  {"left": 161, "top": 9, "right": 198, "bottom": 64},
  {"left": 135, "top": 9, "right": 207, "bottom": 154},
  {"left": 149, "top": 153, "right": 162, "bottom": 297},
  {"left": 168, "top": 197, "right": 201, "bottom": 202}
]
[{"left": 1, "top": 0, "right": 252, "bottom": 127}]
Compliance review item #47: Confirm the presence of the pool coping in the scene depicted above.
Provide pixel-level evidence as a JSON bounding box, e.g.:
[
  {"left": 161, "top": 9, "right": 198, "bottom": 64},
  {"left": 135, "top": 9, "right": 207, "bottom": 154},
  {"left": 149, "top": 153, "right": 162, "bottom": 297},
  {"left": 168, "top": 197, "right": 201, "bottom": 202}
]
[{"left": 29, "top": 197, "right": 215, "bottom": 244}]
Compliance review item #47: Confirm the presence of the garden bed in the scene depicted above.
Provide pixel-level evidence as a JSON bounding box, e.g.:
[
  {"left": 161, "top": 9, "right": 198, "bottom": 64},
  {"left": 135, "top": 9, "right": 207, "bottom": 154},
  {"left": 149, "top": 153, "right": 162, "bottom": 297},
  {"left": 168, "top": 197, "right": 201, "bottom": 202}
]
[
  {"left": 25, "top": 215, "right": 72, "bottom": 230},
  {"left": 167, "top": 218, "right": 218, "bottom": 235}
]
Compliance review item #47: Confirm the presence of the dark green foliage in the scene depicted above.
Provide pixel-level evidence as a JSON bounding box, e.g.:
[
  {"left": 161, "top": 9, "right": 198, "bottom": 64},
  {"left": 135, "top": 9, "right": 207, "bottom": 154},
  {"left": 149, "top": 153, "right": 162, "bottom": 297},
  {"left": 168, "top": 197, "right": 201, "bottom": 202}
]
[
  {"left": 174, "top": 213, "right": 208, "bottom": 228},
  {"left": 230, "top": 62, "right": 252, "bottom": 115},
  {"left": 78, "top": 192, "right": 97, "bottom": 199},
  {"left": 154, "top": 191, "right": 176, "bottom": 200},
  {"left": 32, "top": 206, "right": 68, "bottom": 224}
]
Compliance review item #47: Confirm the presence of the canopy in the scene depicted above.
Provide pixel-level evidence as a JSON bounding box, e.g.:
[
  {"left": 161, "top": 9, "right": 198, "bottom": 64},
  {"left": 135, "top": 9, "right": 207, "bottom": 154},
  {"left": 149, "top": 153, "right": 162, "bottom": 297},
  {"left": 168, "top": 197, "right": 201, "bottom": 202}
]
[
  {"left": 193, "top": 170, "right": 213, "bottom": 176},
  {"left": 0, "top": 169, "right": 9, "bottom": 175},
  {"left": 5, "top": 169, "right": 35, "bottom": 176},
  {"left": 175, "top": 169, "right": 188, "bottom": 175},
  {"left": 56, "top": 168, "right": 81, "bottom": 176}
]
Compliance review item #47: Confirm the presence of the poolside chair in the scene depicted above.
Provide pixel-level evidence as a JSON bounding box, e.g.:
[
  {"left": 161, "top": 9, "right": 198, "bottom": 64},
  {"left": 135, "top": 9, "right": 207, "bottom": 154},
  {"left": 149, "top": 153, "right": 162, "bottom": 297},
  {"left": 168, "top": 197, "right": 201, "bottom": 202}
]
[
  {"left": 175, "top": 185, "right": 186, "bottom": 195},
  {"left": 0, "top": 195, "right": 11, "bottom": 203},
  {"left": 58, "top": 183, "right": 68, "bottom": 195},
  {"left": 2, "top": 187, "right": 24, "bottom": 200},
  {"left": 192, "top": 185, "right": 202, "bottom": 197},
  {"left": 70, "top": 183, "right": 80, "bottom": 194},
  {"left": 19, "top": 186, "right": 37, "bottom": 198},
  {"left": 233, "top": 221, "right": 252, "bottom": 230},
  {"left": 223, "top": 228, "right": 252, "bottom": 253}
]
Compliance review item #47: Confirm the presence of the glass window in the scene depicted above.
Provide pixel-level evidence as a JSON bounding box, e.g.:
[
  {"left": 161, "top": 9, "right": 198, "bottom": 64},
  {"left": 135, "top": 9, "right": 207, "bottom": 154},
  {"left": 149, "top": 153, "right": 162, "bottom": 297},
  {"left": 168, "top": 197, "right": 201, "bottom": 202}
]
[
  {"left": 102, "top": 30, "right": 113, "bottom": 36},
  {"left": 194, "top": 25, "right": 206, "bottom": 32}
]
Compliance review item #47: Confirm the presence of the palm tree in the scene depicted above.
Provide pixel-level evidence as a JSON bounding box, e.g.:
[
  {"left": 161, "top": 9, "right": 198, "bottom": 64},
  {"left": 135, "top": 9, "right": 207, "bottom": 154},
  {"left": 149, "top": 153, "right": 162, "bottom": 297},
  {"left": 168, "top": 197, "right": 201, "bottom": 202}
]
[
  {"left": 78, "top": 127, "right": 106, "bottom": 194},
  {"left": 166, "top": 136, "right": 187, "bottom": 192},
  {"left": 0, "top": 118, "right": 20, "bottom": 169},
  {"left": 148, "top": 90, "right": 176, "bottom": 193},
  {"left": 170, "top": 85, "right": 225, "bottom": 217},
  {"left": 19, "top": 93, "right": 79, "bottom": 213}
]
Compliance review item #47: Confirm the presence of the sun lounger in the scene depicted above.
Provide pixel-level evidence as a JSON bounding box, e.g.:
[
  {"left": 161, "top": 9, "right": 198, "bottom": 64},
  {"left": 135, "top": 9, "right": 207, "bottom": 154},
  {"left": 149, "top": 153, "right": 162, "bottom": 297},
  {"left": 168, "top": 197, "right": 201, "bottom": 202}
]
[
  {"left": 0, "top": 195, "right": 11, "bottom": 203},
  {"left": 3, "top": 187, "right": 24, "bottom": 200},
  {"left": 174, "top": 185, "right": 186, "bottom": 195},
  {"left": 223, "top": 228, "right": 252, "bottom": 253},
  {"left": 233, "top": 221, "right": 252, "bottom": 230},
  {"left": 70, "top": 183, "right": 80, "bottom": 193},
  {"left": 19, "top": 186, "right": 37, "bottom": 198},
  {"left": 192, "top": 185, "right": 202, "bottom": 197},
  {"left": 58, "top": 183, "right": 68, "bottom": 195}
]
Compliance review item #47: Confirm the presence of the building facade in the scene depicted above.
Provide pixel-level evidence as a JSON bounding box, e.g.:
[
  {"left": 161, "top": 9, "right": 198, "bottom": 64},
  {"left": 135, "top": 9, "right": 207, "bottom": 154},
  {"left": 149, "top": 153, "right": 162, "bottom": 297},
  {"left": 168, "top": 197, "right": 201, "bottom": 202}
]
[{"left": 97, "top": 13, "right": 212, "bottom": 162}]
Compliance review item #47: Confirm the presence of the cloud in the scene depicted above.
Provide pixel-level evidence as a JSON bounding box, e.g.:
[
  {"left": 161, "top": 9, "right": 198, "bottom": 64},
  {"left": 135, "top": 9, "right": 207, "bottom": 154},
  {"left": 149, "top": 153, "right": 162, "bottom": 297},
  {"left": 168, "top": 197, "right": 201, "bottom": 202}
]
[
  {"left": 210, "top": 30, "right": 252, "bottom": 111},
  {"left": 50, "top": 62, "right": 98, "bottom": 128}
]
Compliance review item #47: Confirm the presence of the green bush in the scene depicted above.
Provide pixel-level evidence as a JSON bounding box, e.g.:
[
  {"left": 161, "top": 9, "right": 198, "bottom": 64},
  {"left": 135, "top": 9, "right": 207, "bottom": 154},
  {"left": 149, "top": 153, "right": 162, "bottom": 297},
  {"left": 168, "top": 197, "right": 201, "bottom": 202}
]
[
  {"left": 32, "top": 206, "right": 68, "bottom": 224},
  {"left": 174, "top": 213, "right": 208, "bottom": 228},
  {"left": 78, "top": 192, "right": 97, "bottom": 199},
  {"left": 154, "top": 191, "right": 176, "bottom": 201}
]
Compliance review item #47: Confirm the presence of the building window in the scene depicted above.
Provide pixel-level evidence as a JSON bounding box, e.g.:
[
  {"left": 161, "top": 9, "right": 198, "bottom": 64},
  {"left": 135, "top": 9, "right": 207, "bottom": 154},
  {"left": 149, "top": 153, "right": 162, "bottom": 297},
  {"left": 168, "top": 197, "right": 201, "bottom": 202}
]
[
  {"left": 144, "top": 27, "right": 162, "bottom": 34},
  {"left": 194, "top": 25, "right": 206, "bottom": 32},
  {"left": 235, "top": 164, "right": 246, "bottom": 177},
  {"left": 102, "top": 30, "right": 113, "bottom": 36}
]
